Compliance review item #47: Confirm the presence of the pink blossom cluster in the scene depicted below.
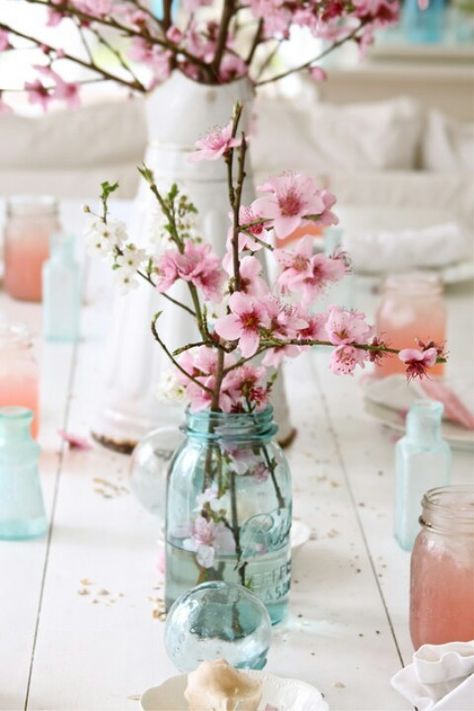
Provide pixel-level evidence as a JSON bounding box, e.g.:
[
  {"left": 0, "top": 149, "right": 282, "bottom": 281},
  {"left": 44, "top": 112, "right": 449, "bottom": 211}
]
[
  {"left": 0, "top": 0, "right": 400, "bottom": 110},
  {"left": 245, "top": 0, "right": 400, "bottom": 44},
  {"left": 177, "top": 346, "right": 271, "bottom": 413},
  {"left": 155, "top": 241, "right": 225, "bottom": 303}
]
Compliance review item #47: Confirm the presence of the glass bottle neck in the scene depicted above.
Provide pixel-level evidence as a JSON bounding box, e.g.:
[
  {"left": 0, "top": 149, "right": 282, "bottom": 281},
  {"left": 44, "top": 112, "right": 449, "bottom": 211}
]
[
  {"left": 184, "top": 407, "right": 277, "bottom": 443},
  {"left": 406, "top": 400, "right": 444, "bottom": 446},
  {"left": 0, "top": 407, "right": 35, "bottom": 444},
  {"left": 420, "top": 486, "right": 474, "bottom": 537}
]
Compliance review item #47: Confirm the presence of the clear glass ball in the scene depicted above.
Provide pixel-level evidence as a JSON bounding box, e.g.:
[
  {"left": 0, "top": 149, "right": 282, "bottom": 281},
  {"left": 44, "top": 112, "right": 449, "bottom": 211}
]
[
  {"left": 129, "top": 426, "right": 183, "bottom": 522},
  {"left": 164, "top": 581, "right": 272, "bottom": 672}
]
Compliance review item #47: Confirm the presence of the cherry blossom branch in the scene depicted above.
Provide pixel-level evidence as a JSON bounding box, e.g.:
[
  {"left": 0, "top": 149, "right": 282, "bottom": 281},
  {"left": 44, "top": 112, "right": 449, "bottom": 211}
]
[
  {"left": 211, "top": 0, "right": 236, "bottom": 75},
  {"left": 138, "top": 166, "right": 209, "bottom": 340},
  {"left": 87, "top": 25, "right": 145, "bottom": 91},
  {"left": 246, "top": 18, "right": 263, "bottom": 64},
  {"left": 22, "top": 0, "right": 211, "bottom": 74},
  {"left": 255, "top": 23, "right": 367, "bottom": 87},
  {"left": 0, "top": 21, "right": 144, "bottom": 91},
  {"left": 151, "top": 313, "right": 214, "bottom": 394},
  {"left": 136, "top": 268, "right": 197, "bottom": 317}
]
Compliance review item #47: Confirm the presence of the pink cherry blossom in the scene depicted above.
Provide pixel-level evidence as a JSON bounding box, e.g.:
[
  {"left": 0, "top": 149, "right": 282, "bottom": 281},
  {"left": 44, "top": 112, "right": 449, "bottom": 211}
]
[
  {"left": 329, "top": 345, "right": 367, "bottom": 375},
  {"left": 190, "top": 121, "right": 242, "bottom": 162},
  {"left": 252, "top": 175, "right": 333, "bottom": 239},
  {"left": 218, "top": 53, "right": 247, "bottom": 82},
  {"left": 237, "top": 256, "right": 268, "bottom": 297},
  {"left": 399, "top": 347, "right": 438, "bottom": 380},
  {"left": 225, "top": 364, "right": 270, "bottom": 410},
  {"left": 183, "top": 515, "right": 235, "bottom": 568},
  {"left": 248, "top": 0, "right": 292, "bottom": 37},
  {"left": 34, "top": 65, "right": 80, "bottom": 108},
  {"left": 47, "top": 7, "right": 64, "bottom": 26},
  {"left": 0, "top": 29, "right": 9, "bottom": 52},
  {"left": 166, "top": 26, "right": 183, "bottom": 43},
  {"left": 215, "top": 292, "right": 271, "bottom": 357},
  {"left": 177, "top": 347, "right": 238, "bottom": 412},
  {"left": 325, "top": 306, "right": 373, "bottom": 346},
  {"left": 276, "top": 237, "right": 346, "bottom": 305},
  {"left": 156, "top": 242, "right": 224, "bottom": 302},
  {"left": 58, "top": 429, "right": 92, "bottom": 450},
  {"left": 223, "top": 205, "right": 271, "bottom": 271},
  {"left": 298, "top": 312, "right": 328, "bottom": 342},
  {"left": 24, "top": 79, "right": 52, "bottom": 111},
  {"left": 309, "top": 66, "right": 327, "bottom": 82}
]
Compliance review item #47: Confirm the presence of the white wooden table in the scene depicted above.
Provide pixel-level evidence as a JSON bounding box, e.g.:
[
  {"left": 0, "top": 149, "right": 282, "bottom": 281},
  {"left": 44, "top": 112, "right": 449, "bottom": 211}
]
[{"left": 0, "top": 201, "right": 473, "bottom": 711}]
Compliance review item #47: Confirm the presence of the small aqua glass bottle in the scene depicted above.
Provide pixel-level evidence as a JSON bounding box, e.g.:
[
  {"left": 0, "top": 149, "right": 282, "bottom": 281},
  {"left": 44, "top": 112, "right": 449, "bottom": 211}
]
[
  {"left": 394, "top": 400, "right": 451, "bottom": 551},
  {"left": 403, "top": 0, "right": 445, "bottom": 44},
  {"left": 42, "top": 232, "right": 80, "bottom": 342},
  {"left": 0, "top": 407, "right": 47, "bottom": 540}
]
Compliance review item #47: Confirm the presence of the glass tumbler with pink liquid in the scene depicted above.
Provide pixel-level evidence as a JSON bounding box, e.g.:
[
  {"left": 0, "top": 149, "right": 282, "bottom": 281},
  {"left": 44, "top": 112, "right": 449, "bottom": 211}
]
[
  {"left": 376, "top": 273, "right": 446, "bottom": 378},
  {"left": 4, "top": 195, "right": 60, "bottom": 302},
  {"left": 0, "top": 324, "right": 39, "bottom": 438},
  {"left": 410, "top": 486, "right": 474, "bottom": 649}
]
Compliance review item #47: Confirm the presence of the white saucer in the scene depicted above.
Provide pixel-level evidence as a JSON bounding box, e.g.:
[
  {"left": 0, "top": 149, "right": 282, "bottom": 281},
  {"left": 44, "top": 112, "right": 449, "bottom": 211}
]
[
  {"left": 140, "top": 670, "right": 328, "bottom": 711},
  {"left": 364, "top": 399, "right": 474, "bottom": 451},
  {"left": 291, "top": 519, "right": 311, "bottom": 554}
]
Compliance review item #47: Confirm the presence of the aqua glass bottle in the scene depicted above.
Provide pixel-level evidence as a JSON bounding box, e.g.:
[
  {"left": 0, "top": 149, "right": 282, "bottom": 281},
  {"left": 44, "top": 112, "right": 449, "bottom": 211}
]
[
  {"left": 403, "top": 0, "right": 445, "bottom": 44},
  {"left": 165, "top": 406, "right": 292, "bottom": 625},
  {"left": 42, "top": 232, "right": 80, "bottom": 342},
  {"left": 394, "top": 400, "right": 451, "bottom": 551},
  {"left": 0, "top": 407, "right": 47, "bottom": 540}
]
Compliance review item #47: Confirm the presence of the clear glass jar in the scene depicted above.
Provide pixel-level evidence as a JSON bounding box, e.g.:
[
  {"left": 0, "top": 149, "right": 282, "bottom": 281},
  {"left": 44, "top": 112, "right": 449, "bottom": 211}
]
[
  {"left": 4, "top": 195, "right": 60, "bottom": 302},
  {"left": 165, "top": 407, "right": 292, "bottom": 625},
  {"left": 410, "top": 486, "right": 474, "bottom": 649},
  {"left": 0, "top": 324, "right": 39, "bottom": 438},
  {"left": 375, "top": 272, "right": 446, "bottom": 378}
]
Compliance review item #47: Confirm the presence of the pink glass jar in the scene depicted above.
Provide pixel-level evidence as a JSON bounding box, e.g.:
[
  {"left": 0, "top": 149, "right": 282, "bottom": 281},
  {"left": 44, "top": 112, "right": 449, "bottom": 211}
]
[
  {"left": 375, "top": 272, "right": 446, "bottom": 378},
  {"left": 4, "top": 196, "right": 60, "bottom": 302},
  {"left": 410, "top": 486, "right": 474, "bottom": 649},
  {"left": 0, "top": 324, "right": 39, "bottom": 438}
]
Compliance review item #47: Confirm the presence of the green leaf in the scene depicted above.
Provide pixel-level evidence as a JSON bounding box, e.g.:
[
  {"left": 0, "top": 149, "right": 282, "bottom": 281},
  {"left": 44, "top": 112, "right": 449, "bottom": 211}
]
[
  {"left": 100, "top": 181, "right": 119, "bottom": 200},
  {"left": 137, "top": 163, "right": 155, "bottom": 184}
]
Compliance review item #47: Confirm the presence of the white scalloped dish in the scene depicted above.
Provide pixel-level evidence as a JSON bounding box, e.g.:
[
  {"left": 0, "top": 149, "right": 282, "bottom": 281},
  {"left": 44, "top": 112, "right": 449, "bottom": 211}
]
[{"left": 140, "top": 671, "right": 328, "bottom": 711}]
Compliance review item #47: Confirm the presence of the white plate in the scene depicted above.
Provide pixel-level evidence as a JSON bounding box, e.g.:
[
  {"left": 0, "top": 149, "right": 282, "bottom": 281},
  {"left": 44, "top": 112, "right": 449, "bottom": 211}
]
[
  {"left": 140, "top": 671, "right": 328, "bottom": 711},
  {"left": 290, "top": 519, "right": 311, "bottom": 554},
  {"left": 364, "top": 399, "right": 474, "bottom": 451}
]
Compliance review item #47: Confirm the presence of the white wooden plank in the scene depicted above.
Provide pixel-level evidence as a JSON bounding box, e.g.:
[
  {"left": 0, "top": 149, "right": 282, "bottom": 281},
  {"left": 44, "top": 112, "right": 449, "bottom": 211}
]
[{"left": 0, "top": 293, "right": 75, "bottom": 709}]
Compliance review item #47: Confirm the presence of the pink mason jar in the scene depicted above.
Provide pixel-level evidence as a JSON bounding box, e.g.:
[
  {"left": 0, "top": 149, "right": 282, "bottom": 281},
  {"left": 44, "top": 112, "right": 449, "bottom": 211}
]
[
  {"left": 375, "top": 272, "right": 446, "bottom": 378},
  {"left": 410, "top": 486, "right": 474, "bottom": 649},
  {"left": 0, "top": 324, "right": 39, "bottom": 438},
  {"left": 4, "top": 195, "right": 60, "bottom": 302}
]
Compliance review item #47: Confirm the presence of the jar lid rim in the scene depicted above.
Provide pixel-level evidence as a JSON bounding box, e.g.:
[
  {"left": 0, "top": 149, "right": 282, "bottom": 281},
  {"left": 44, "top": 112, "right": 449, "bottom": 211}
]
[{"left": 7, "top": 195, "right": 58, "bottom": 216}]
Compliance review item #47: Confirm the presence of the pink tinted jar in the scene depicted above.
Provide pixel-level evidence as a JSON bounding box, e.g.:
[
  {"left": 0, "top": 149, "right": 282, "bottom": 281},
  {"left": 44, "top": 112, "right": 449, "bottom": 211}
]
[
  {"left": 0, "top": 324, "right": 39, "bottom": 438},
  {"left": 410, "top": 486, "right": 474, "bottom": 649},
  {"left": 4, "top": 196, "right": 60, "bottom": 302},
  {"left": 375, "top": 272, "right": 446, "bottom": 378}
]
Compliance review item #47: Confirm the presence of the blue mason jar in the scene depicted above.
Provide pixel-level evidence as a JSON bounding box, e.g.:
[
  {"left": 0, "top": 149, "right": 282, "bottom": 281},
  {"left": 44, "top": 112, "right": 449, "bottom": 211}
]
[{"left": 165, "top": 407, "right": 292, "bottom": 625}]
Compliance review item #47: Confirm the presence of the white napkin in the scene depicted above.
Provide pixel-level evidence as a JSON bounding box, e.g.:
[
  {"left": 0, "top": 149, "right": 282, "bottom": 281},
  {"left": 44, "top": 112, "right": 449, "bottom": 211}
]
[
  {"left": 361, "top": 374, "right": 474, "bottom": 431},
  {"left": 343, "top": 223, "right": 469, "bottom": 273},
  {"left": 391, "top": 641, "right": 474, "bottom": 711}
]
